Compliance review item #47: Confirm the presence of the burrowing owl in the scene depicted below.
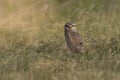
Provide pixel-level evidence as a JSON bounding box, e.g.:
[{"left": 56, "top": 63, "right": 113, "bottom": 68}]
[{"left": 64, "top": 22, "right": 84, "bottom": 53}]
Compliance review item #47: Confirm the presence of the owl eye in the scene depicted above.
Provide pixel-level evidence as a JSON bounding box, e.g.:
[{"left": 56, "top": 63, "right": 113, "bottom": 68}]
[
  {"left": 80, "top": 42, "right": 82, "bottom": 45},
  {"left": 65, "top": 25, "right": 70, "bottom": 28}
]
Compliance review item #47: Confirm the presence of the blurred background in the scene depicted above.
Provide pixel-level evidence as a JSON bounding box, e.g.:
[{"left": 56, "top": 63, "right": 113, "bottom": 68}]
[{"left": 0, "top": 0, "right": 120, "bottom": 80}]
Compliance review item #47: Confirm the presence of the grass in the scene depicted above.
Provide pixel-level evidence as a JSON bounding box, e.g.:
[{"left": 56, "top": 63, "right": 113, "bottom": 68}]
[{"left": 0, "top": 0, "right": 120, "bottom": 80}]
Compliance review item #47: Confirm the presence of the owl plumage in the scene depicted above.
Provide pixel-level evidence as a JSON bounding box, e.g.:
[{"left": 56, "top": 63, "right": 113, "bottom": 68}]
[{"left": 64, "top": 22, "right": 85, "bottom": 53}]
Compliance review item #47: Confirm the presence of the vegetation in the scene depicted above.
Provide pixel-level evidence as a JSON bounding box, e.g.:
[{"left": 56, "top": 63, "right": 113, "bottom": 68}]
[{"left": 0, "top": 0, "right": 120, "bottom": 80}]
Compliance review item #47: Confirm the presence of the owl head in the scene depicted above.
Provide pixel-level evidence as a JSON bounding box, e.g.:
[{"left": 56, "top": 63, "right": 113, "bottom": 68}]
[{"left": 64, "top": 22, "right": 77, "bottom": 32}]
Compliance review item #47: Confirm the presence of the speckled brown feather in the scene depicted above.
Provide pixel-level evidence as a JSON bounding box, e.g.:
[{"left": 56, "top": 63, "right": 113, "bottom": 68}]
[{"left": 67, "top": 31, "right": 84, "bottom": 52}]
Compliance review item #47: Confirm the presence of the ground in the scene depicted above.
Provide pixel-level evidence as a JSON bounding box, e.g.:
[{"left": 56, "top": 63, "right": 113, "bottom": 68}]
[{"left": 0, "top": 0, "right": 120, "bottom": 80}]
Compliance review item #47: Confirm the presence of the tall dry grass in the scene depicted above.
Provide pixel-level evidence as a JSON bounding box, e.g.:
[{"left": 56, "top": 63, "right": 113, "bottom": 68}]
[{"left": 0, "top": 0, "right": 120, "bottom": 80}]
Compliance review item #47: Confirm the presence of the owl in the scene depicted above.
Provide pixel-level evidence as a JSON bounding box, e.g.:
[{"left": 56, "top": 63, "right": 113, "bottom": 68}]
[{"left": 64, "top": 22, "right": 85, "bottom": 53}]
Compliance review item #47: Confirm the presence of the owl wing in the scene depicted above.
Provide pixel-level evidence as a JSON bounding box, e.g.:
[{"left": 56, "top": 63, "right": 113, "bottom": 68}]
[{"left": 69, "top": 31, "right": 84, "bottom": 52}]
